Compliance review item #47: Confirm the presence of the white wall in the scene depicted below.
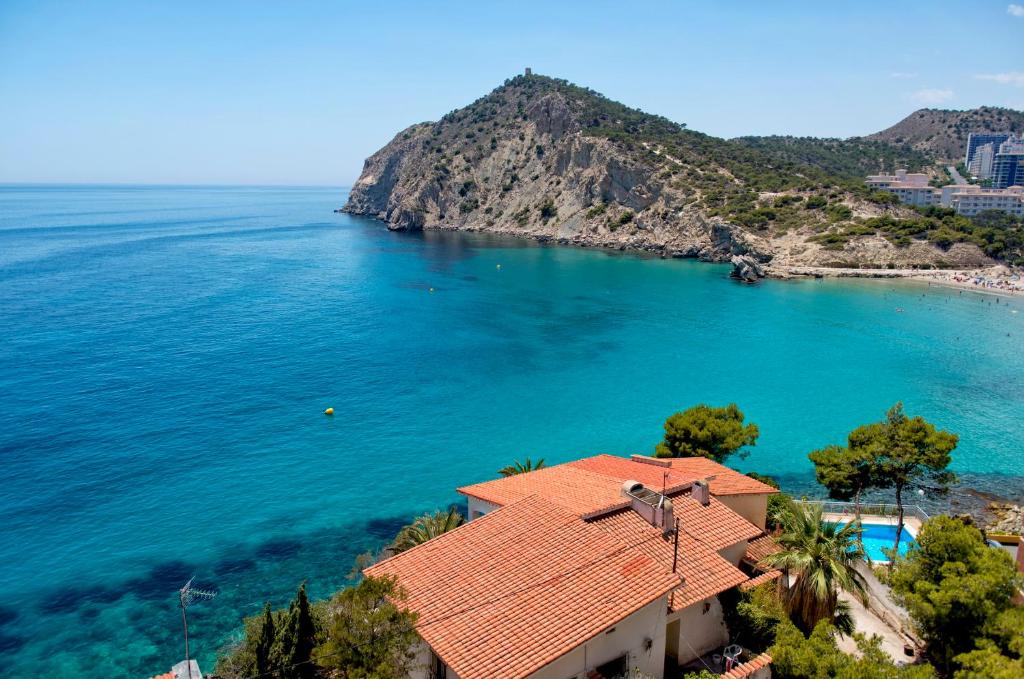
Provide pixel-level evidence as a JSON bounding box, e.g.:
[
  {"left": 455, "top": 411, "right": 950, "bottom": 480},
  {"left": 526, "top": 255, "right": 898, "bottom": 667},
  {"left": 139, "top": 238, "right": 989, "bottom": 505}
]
[
  {"left": 527, "top": 596, "right": 668, "bottom": 679},
  {"left": 668, "top": 597, "right": 730, "bottom": 665},
  {"left": 717, "top": 495, "right": 768, "bottom": 531},
  {"left": 466, "top": 496, "right": 501, "bottom": 520},
  {"left": 718, "top": 542, "right": 747, "bottom": 567}
]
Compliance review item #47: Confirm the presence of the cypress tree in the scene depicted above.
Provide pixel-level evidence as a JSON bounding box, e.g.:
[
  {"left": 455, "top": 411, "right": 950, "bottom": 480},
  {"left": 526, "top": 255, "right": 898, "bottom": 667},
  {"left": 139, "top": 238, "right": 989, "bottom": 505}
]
[
  {"left": 254, "top": 602, "right": 276, "bottom": 676},
  {"left": 280, "top": 583, "right": 317, "bottom": 679}
]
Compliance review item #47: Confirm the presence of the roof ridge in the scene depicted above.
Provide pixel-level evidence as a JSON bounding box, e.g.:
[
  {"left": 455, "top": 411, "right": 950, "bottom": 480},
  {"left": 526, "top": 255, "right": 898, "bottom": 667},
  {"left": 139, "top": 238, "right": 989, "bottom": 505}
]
[{"left": 366, "top": 493, "right": 554, "bottom": 569}]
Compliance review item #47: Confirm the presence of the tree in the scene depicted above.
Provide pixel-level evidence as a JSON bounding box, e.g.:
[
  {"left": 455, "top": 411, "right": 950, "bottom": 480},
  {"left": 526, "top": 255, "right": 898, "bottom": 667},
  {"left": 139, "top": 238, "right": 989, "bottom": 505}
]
[
  {"left": 214, "top": 589, "right": 324, "bottom": 679},
  {"left": 955, "top": 642, "right": 1024, "bottom": 679},
  {"left": 390, "top": 508, "right": 464, "bottom": 554},
  {"left": 808, "top": 444, "right": 878, "bottom": 524},
  {"left": 760, "top": 500, "right": 866, "bottom": 634},
  {"left": 848, "top": 403, "right": 957, "bottom": 554},
  {"left": 278, "top": 583, "right": 318, "bottom": 679},
  {"left": 771, "top": 618, "right": 934, "bottom": 679},
  {"left": 254, "top": 602, "right": 277, "bottom": 676},
  {"left": 314, "top": 575, "right": 420, "bottom": 678},
  {"left": 498, "top": 457, "right": 546, "bottom": 476},
  {"left": 654, "top": 404, "right": 759, "bottom": 462},
  {"left": 890, "top": 515, "right": 1023, "bottom": 674}
]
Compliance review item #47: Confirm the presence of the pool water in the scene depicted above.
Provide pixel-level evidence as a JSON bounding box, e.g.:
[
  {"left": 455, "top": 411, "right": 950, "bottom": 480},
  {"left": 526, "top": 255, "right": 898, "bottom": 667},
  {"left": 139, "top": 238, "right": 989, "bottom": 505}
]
[{"left": 838, "top": 521, "right": 916, "bottom": 562}]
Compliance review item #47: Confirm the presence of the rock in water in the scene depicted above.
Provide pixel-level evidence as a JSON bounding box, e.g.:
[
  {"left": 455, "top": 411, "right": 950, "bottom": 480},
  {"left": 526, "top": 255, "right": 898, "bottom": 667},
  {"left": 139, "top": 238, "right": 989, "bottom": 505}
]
[{"left": 730, "top": 255, "right": 765, "bottom": 283}]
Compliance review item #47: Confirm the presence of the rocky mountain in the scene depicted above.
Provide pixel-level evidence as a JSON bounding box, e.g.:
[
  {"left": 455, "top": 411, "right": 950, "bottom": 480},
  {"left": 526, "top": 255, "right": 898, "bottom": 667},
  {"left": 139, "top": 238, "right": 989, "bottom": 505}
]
[
  {"left": 865, "top": 106, "right": 1024, "bottom": 163},
  {"left": 344, "top": 73, "right": 1014, "bottom": 271}
]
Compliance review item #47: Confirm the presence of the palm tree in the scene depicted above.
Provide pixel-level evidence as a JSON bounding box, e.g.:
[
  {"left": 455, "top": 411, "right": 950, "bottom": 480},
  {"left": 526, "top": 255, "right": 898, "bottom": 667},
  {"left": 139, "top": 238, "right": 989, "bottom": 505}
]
[
  {"left": 497, "top": 457, "right": 546, "bottom": 477},
  {"left": 760, "top": 499, "right": 867, "bottom": 634},
  {"left": 390, "top": 508, "right": 464, "bottom": 554}
]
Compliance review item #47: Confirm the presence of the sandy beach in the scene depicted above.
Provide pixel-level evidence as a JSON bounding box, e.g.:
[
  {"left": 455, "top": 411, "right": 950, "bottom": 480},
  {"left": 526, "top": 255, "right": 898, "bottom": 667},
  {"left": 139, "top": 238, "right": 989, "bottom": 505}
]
[{"left": 772, "top": 264, "right": 1024, "bottom": 298}]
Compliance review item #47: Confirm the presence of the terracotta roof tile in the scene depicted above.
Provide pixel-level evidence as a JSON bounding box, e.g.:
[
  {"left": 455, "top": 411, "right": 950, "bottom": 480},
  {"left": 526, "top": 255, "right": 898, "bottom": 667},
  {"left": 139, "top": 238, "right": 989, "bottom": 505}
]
[
  {"left": 588, "top": 506, "right": 749, "bottom": 612},
  {"left": 739, "top": 570, "right": 782, "bottom": 591},
  {"left": 722, "top": 652, "right": 773, "bottom": 678},
  {"left": 365, "top": 495, "right": 680, "bottom": 679},
  {"left": 458, "top": 464, "right": 628, "bottom": 516},
  {"left": 656, "top": 457, "right": 779, "bottom": 496},
  {"left": 458, "top": 454, "right": 776, "bottom": 518},
  {"left": 744, "top": 533, "right": 782, "bottom": 564},
  {"left": 670, "top": 494, "right": 763, "bottom": 551}
]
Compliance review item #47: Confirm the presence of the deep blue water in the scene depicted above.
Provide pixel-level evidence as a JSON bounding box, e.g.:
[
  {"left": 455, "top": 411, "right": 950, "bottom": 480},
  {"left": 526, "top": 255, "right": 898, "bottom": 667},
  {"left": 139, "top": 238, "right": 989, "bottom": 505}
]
[{"left": 1, "top": 185, "right": 1023, "bottom": 677}]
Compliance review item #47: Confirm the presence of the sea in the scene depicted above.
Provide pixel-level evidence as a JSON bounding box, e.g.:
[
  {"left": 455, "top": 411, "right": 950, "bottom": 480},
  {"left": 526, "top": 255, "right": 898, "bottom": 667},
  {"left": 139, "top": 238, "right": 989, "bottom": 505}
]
[{"left": 1, "top": 184, "right": 1022, "bottom": 677}]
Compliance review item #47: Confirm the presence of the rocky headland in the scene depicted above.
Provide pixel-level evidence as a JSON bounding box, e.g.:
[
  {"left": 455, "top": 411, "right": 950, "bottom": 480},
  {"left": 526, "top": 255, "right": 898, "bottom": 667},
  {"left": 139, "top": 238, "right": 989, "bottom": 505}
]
[{"left": 343, "top": 72, "right": 1021, "bottom": 276}]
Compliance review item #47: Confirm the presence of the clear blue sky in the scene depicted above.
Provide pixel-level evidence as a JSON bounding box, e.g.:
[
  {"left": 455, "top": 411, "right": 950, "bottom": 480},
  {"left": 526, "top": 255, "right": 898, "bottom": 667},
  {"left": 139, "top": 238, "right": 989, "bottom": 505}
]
[{"left": 1, "top": 1, "right": 1022, "bottom": 185}]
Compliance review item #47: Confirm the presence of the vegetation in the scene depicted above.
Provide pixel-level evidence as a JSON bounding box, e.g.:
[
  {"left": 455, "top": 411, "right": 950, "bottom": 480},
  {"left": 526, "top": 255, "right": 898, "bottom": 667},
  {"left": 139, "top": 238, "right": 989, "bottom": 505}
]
[
  {"left": 217, "top": 576, "right": 418, "bottom": 679},
  {"left": 771, "top": 618, "right": 934, "bottom": 679},
  {"left": 890, "top": 515, "right": 1024, "bottom": 675},
  {"left": 215, "top": 583, "right": 326, "bottom": 679},
  {"left": 314, "top": 575, "right": 420, "bottom": 678},
  {"left": 733, "top": 135, "right": 933, "bottom": 179},
  {"left": 808, "top": 444, "right": 878, "bottom": 523},
  {"left": 390, "top": 507, "right": 464, "bottom": 554},
  {"left": 654, "top": 403, "right": 759, "bottom": 462},
  {"left": 498, "top": 457, "right": 546, "bottom": 476},
  {"left": 760, "top": 500, "right": 866, "bottom": 634},
  {"left": 847, "top": 403, "right": 957, "bottom": 554},
  {"left": 725, "top": 583, "right": 933, "bottom": 678},
  {"left": 850, "top": 208, "right": 1024, "bottom": 264}
]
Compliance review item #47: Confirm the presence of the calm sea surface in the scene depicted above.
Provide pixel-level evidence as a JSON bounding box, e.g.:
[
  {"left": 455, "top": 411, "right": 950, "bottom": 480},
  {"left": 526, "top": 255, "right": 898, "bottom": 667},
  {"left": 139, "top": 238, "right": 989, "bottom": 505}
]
[{"left": 1, "top": 185, "right": 1022, "bottom": 677}]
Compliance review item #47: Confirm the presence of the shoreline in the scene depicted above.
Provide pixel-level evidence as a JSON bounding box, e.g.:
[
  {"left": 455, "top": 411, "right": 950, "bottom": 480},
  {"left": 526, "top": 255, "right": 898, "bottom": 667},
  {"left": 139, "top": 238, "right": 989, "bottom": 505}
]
[
  {"left": 348, "top": 213, "right": 1024, "bottom": 299},
  {"left": 770, "top": 265, "right": 1024, "bottom": 298}
]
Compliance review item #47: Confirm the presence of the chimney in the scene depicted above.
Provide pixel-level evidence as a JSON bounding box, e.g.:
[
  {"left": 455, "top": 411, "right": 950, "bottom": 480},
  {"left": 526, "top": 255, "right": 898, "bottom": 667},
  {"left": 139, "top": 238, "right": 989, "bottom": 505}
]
[
  {"left": 692, "top": 479, "right": 710, "bottom": 506},
  {"left": 621, "top": 480, "right": 675, "bottom": 535}
]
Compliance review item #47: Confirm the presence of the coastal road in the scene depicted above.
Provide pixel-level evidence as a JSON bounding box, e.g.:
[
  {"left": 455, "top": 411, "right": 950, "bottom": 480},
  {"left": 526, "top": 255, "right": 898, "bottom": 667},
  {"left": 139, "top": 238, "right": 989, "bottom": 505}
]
[{"left": 947, "top": 165, "right": 968, "bottom": 185}]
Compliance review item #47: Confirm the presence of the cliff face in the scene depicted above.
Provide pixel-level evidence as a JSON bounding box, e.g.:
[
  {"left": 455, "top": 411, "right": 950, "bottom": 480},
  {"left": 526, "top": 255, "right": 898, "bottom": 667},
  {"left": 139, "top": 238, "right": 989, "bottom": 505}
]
[
  {"left": 865, "top": 106, "right": 1024, "bottom": 163},
  {"left": 345, "top": 74, "right": 994, "bottom": 270}
]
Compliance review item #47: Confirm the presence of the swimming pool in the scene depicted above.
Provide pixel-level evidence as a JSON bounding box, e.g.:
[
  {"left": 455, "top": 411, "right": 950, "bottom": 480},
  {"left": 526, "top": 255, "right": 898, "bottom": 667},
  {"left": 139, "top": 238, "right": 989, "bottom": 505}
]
[{"left": 834, "top": 521, "right": 917, "bottom": 562}]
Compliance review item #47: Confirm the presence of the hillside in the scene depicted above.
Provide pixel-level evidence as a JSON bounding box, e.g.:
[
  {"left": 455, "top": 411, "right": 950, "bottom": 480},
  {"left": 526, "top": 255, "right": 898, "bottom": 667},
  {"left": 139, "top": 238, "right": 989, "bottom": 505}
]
[
  {"left": 865, "top": 106, "right": 1024, "bottom": 163},
  {"left": 730, "top": 136, "right": 934, "bottom": 178},
  {"left": 344, "top": 73, "right": 1019, "bottom": 270}
]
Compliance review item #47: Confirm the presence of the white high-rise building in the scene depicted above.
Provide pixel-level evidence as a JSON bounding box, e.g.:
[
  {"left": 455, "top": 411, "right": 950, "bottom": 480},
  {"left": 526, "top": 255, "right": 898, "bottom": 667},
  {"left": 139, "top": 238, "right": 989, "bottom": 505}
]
[{"left": 968, "top": 142, "right": 995, "bottom": 179}]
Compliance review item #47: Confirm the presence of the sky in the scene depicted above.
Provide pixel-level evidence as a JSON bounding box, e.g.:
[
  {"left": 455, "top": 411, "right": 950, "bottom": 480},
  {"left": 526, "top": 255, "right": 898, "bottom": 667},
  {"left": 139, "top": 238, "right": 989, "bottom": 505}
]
[{"left": 1, "top": 1, "right": 1022, "bottom": 185}]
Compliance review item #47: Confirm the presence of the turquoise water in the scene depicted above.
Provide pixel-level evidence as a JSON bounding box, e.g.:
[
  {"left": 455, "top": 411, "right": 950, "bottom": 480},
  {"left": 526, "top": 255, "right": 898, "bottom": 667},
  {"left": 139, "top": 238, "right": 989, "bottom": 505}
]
[
  {"left": 834, "top": 522, "right": 916, "bottom": 562},
  {"left": 1, "top": 185, "right": 1023, "bottom": 677}
]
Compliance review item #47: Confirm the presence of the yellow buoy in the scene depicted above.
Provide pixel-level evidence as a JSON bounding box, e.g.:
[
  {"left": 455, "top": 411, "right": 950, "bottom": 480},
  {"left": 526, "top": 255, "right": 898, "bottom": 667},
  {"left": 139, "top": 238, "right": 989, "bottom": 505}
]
[{"left": 324, "top": 407, "right": 334, "bottom": 416}]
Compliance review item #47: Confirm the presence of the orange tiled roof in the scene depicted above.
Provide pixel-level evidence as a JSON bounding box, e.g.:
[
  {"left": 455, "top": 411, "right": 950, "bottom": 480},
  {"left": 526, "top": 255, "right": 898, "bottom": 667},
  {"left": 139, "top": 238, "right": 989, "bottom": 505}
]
[
  {"left": 458, "top": 464, "right": 628, "bottom": 516},
  {"left": 670, "top": 494, "right": 763, "bottom": 551},
  {"left": 149, "top": 673, "right": 174, "bottom": 679},
  {"left": 722, "top": 652, "right": 773, "bottom": 678},
  {"left": 657, "top": 457, "right": 779, "bottom": 495},
  {"left": 744, "top": 533, "right": 782, "bottom": 564},
  {"left": 458, "top": 454, "right": 776, "bottom": 517},
  {"left": 589, "top": 505, "right": 749, "bottom": 612},
  {"left": 739, "top": 570, "right": 782, "bottom": 591},
  {"left": 365, "top": 495, "right": 680, "bottom": 679}
]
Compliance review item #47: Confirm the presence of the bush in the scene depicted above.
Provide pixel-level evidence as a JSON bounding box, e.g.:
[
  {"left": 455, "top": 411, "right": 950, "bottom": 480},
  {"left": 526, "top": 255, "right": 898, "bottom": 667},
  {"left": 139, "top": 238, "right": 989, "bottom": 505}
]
[
  {"left": 617, "top": 210, "right": 635, "bottom": 226},
  {"left": 825, "top": 203, "right": 853, "bottom": 222},
  {"left": 538, "top": 199, "right": 557, "bottom": 221},
  {"left": 804, "top": 195, "right": 828, "bottom": 210}
]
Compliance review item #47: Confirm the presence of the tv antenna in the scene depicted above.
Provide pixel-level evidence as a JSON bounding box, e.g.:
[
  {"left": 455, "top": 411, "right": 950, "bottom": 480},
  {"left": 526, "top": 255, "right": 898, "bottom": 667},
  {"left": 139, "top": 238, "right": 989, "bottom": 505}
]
[{"left": 178, "top": 576, "right": 217, "bottom": 679}]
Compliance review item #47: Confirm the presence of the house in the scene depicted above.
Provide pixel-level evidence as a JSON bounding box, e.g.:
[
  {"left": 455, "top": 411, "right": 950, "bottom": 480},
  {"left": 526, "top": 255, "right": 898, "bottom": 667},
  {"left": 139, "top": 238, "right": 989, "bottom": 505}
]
[
  {"left": 149, "top": 659, "right": 202, "bottom": 679},
  {"left": 365, "top": 454, "right": 780, "bottom": 679}
]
